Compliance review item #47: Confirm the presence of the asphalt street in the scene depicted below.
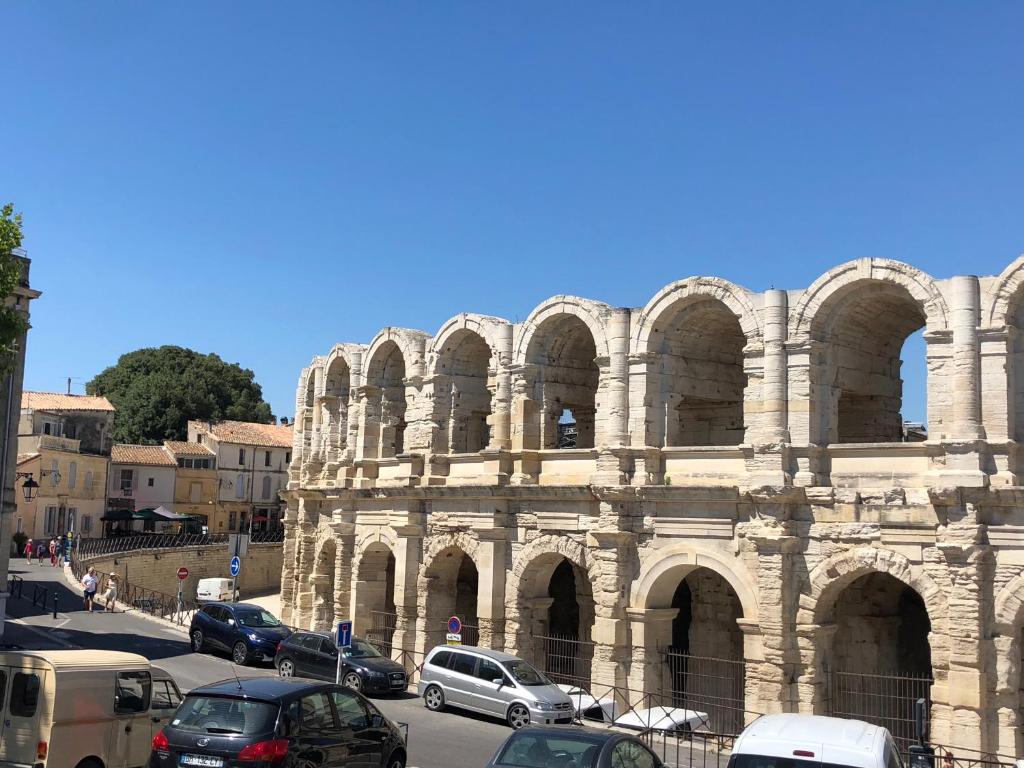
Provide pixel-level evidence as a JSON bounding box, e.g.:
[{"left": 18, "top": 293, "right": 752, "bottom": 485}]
[{"left": 4, "top": 561, "right": 511, "bottom": 768}]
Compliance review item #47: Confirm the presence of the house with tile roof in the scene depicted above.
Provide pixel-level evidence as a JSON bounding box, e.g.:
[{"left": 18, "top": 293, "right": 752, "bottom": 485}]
[
  {"left": 187, "top": 420, "right": 293, "bottom": 532},
  {"left": 165, "top": 441, "right": 221, "bottom": 531},
  {"left": 106, "top": 444, "right": 178, "bottom": 529},
  {"left": 19, "top": 391, "right": 116, "bottom": 456}
]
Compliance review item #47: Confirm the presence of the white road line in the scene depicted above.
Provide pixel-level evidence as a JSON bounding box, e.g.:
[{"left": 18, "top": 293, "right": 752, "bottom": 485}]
[{"left": 9, "top": 618, "right": 76, "bottom": 648}]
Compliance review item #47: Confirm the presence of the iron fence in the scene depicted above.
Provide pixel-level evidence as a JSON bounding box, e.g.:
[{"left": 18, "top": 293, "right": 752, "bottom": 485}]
[
  {"left": 8, "top": 574, "right": 22, "bottom": 600},
  {"left": 531, "top": 633, "right": 596, "bottom": 688},
  {"left": 825, "top": 666, "right": 933, "bottom": 750},
  {"left": 665, "top": 648, "right": 746, "bottom": 736},
  {"left": 76, "top": 530, "right": 284, "bottom": 558},
  {"left": 366, "top": 611, "right": 398, "bottom": 656}
]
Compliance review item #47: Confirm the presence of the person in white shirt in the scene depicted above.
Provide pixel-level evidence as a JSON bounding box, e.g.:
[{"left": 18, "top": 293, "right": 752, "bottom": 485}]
[{"left": 82, "top": 567, "right": 98, "bottom": 611}]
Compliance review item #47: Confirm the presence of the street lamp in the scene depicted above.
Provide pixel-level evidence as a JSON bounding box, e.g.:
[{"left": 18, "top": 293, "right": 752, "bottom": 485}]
[{"left": 16, "top": 472, "right": 39, "bottom": 502}]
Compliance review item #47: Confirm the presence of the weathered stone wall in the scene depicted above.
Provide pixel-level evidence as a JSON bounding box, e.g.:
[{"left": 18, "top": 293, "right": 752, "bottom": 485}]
[
  {"left": 281, "top": 256, "right": 1024, "bottom": 759},
  {"left": 84, "top": 543, "right": 283, "bottom": 602}
]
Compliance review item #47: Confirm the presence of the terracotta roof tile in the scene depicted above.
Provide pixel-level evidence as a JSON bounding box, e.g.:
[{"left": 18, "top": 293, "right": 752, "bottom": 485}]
[
  {"left": 22, "top": 391, "right": 115, "bottom": 412},
  {"left": 111, "top": 444, "right": 176, "bottom": 467},
  {"left": 164, "top": 441, "right": 215, "bottom": 456},
  {"left": 190, "top": 420, "right": 293, "bottom": 448}
]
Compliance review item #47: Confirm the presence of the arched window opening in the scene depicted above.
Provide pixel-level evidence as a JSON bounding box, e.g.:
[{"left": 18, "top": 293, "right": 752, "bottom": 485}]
[
  {"left": 899, "top": 329, "right": 928, "bottom": 440},
  {"left": 648, "top": 299, "right": 747, "bottom": 446},
  {"left": 323, "top": 357, "right": 352, "bottom": 460},
  {"left": 436, "top": 331, "right": 493, "bottom": 454},
  {"left": 1008, "top": 294, "right": 1024, "bottom": 442},
  {"left": 302, "top": 372, "right": 316, "bottom": 461},
  {"left": 526, "top": 316, "right": 599, "bottom": 450},
  {"left": 817, "top": 284, "right": 927, "bottom": 443},
  {"left": 366, "top": 342, "right": 407, "bottom": 459},
  {"left": 535, "top": 557, "right": 595, "bottom": 687},
  {"left": 423, "top": 548, "right": 480, "bottom": 648},
  {"left": 557, "top": 409, "right": 577, "bottom": 448},
  {"left": 825, "top": 572, "right": 932, "bottom": 746},
  {"left": 355, "top": 544, "right": 397, "bottom": 652}
]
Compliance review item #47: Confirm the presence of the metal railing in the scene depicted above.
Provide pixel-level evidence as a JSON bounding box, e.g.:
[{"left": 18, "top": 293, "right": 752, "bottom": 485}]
[
  {"left": 665, "top": 648, "right": 746, "bottom": 736},
  {"left": 76, "top": 530, "right": 284, "bottom": 558},
  {"left": 825, "top": 666, "right": 933, "bottom": 750},
  {"left": 532, "top": 633, "right": 596, "bottom": 688},
  {"left": 366, "top": 611, "right": 398, "bottom": 656},
  {"left": 8, "top": 574, "right": 23, "bottom": 600}
]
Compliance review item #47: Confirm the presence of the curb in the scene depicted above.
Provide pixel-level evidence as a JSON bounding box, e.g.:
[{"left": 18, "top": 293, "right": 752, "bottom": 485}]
[{"left": 62, "top": 564, "right": 190, "bottom": 638}]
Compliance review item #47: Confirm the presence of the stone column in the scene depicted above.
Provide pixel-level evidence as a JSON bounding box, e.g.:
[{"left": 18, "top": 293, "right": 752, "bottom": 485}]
[
  {"left": 330, "top": 513, "right": 356, "bottom": 630},
  {"left": 392, "top": 525, "right": 423, "bottom": 666},
  {"left": 600, "top": 308, "right": 630, "bottom": 447},
  {"left": 992, "top": 630, "right": 1020, "bottom": 757},
  {"left": 488, "top": 323, "right": 514, "bottom": 450},
  {"left": 309, "top": 367, "right": 325, "bottom": 468},
  {"left": 587, "top": 523, "right": 634, "bottom": 700},
  {"left": 794, "top": 622, "right": 838, "bottom": 715},
  {"left": 293, "top": 497, "right": 319, "bottom": 628},
  {"left": 626, "top": 608, "right": 678, "bottom": 706},
  {"left": 761, "top": 289, "right": 790, "bottom": 444},
  {"left": 278, "top": 500, "right": 300, "bottom": 626},
  {"left": 950, "top": 275, "right": 985, "bottom": 440},
  {"left": 355, "top": 386, "right": 382, "bottom": 463},
  {"left": 475, "top": 530, "right": 508, "bottom": 650}
]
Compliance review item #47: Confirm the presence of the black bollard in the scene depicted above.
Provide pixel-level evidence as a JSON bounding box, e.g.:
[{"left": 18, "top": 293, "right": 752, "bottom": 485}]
[{"left": 53, "top": 591, "right": 58, "bottom": 619}]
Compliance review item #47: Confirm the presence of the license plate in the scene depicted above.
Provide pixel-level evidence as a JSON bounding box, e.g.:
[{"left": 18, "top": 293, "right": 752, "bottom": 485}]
[{"left": 180, "top": 755, "right": 224, "bottom": 767}]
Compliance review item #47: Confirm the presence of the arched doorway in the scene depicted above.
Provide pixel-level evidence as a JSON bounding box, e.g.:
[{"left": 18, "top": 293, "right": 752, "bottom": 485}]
[
  {"left": 525, "top": 315, "right": 599, "bottom": 450},
  {"left": 423, "top": 547, "right": 480, "bottom": 648},
  {"left": 435, "top": 330, "right": 493, "bottom": 454},
  {"left": 311, "top": 540, "right": 336, "bottom": 632},
  {"left": 822, "top": 572, "right": 933, "bottom": 746},
  {"left": 322, "top": 355, "right": 351, "bottom": 464},
  {"left": 365, "top": 341, "right": 407, "bottom": 458},
  {"left": 646, "top": 298, "right": 747, "bottom": 446},
  {"left": 811, "top": 281, "right": 928, "bottom": 443},
  {"left": 354, "top": 543, "right": 396, "bottom": 651},
  {"left": 515, "top": 553, "right": 595, "bottom": 687}
]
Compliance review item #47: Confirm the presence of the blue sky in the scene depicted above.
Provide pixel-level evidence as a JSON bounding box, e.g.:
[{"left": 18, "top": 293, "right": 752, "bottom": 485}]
[{"left": 4, "top": 3, "right": 1023, "bottom": 423}]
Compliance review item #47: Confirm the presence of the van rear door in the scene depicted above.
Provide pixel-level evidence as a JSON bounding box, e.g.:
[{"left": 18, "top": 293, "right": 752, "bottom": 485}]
[
  {"left": 1, "top": 666, "right": 46, "bottom": 766},
  {"left": 109, "top": 669, "right": 153, "bottom": 768},
  {"left": 149, "top": 677, "right": 183, "bottom": 740}
]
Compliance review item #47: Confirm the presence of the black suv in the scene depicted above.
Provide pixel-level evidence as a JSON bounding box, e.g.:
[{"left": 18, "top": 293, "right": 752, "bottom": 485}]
[
  {"left": 150, "top": 676, "right": 407, "bottom": 768},
  {"left": 275, "top": 631, "right": 408, "bottom": 695}
]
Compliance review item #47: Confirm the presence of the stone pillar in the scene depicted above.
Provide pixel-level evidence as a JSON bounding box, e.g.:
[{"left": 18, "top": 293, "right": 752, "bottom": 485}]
[
  {"left": 309, "top": 367, "right": 325, "bottom": 468},
  {"left": 475, "top": 531, "right": 508, "bottom": 650},
  {"left": 761, "top": 289, "right": 789, "bottom": 444},
  {"left": 330, "top": 514, "right": 356, "bottom": 631},
  {"left": 587, "top": 524, "right": 633, "bottom": 699},
  {"left": 794, "top": 622, "right": 838, "bottom": 715},
  {"left": 950, "top": 276, "right": 985, "bottom": 440},
  {"left": 979, "top": 329, "right": 1013, "bottom": 474},
  {"left": 488, "top": 323, "right": 514, "bottom": 450},
  {"left": 786, "top": 340, "right": 828, "bottom": 486},
  {"left": 278, "top": 500, "right": 300, "bottom": 626},
  {"left": 293, "top": 497, "right": 319, "bottom": 628},
  {"left": 626, "top": 608, "right": 678, "bottom": 706},
  {"left": 392, "top": 525, "right": 423, "bottom": 665},
  {"left": 355, "top": 386, "right": 382, "bottom": 463},
  {"left": 992, "top": 630, "right": 1020, "bottom": 757},
  {"left": 599, "top": 308, "right": 630, "bottom": 447}
]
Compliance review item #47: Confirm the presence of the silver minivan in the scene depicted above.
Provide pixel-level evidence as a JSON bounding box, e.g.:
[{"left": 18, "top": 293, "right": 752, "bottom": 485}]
[{"left": 418, "top": 645, "right": 574, "bottom": 729}]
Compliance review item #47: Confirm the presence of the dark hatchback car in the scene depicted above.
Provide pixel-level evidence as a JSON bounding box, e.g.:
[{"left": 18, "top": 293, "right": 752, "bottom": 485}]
[
  {"left": 190, "top": 602, "right": 292, "bottom": 666},
  {"left": 151, "top": 676, "right": 407, "bottom": 768},
  {"left": 275, "top": 631, "right": 408, "bottom": 695},
  {"left": 486, "top": 725, "right": 664, "bottom": 768}
]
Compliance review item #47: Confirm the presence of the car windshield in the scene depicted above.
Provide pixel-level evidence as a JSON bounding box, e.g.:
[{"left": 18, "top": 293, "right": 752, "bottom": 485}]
[
  {"left": 502, "top": 660, "right": 550, "bottom": 686},
  {"left": 496, "top": 732, "right": 605, "bottom": 768},
  {"left": 343, "top": 639, "right": 382, "bottom": 659},
  {"left": 171, "top": 695, "right": 278, "bottom": 736},
  {"left": 234, "top": 609, "right": 281, "bottom": 628}
]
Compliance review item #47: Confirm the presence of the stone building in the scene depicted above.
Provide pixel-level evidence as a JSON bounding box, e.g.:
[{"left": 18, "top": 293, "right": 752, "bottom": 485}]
[{"left": 281, "top": 257, "right": 1024, "bottom": 757}]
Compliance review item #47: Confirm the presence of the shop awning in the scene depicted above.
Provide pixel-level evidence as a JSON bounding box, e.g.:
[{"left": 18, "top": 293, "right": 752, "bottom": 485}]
[{"left": 101, "top": 509, "right": 134, "bottom": 522}]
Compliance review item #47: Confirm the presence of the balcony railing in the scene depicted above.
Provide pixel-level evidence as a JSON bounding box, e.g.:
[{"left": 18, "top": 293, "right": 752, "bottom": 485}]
[{"left": 21, "top": 434, "right": 81, "bottom": 453}]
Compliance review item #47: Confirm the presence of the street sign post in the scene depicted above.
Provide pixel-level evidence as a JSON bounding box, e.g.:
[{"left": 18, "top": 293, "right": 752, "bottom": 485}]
[
  {"left": 176, "top": 567, "right": 189, "bottom": 612},
  {"left": 446, "top": 615, "right": 462, "bottom": 646},
  {"left": 177, "top": 567, "right": 189, "bottom": 581},
  {"left": 229, "top": 556, "right": 241, "bottom": 602},
  {"left": 335, "top": 620, "right": 353, "bottom": 684}
]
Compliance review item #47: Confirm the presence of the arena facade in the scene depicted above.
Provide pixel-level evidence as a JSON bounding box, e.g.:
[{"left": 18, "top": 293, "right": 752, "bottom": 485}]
[{"left": 280, "top": 256, "right": 1024, "bottom": 757}]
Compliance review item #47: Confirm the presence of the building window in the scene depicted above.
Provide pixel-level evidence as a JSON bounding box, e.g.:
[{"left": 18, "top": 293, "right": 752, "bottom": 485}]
[
  {"left": 82, "top": 515, "right": 92, "bottom": 534},
  {"left": 238, "top": 448, "right": 245, "bottom": 466},
  {"left": 120, "top": 469, "right": 133, "bottom": 494},
  {"left": 261, "top": 475, "right": 271, "bottom": 500},
  {"left": 178, "top": 458, "right": 186, "bottom": 468},
  {"left": 42, "top": 422, "right": 50, "bottom": 435},
  {"left": 197, "top": 434, "right": 203, "bottom": 444},
  {"left": 44, "top": 507, "right": 57, "bottom": 534},
  {"left": 229, "top": 510, "right": 237, "bottom": 530},
  {"left": 285, "top": 451, "right": 291, "bottom": 464},
  {"left": 235, "top": 474, "right": 244, "bottom": 499},
  {"left": 50, "top": 460, "right": 59, "bottom": 486},
  {"left": 16, "top": 517, "right": 22, "bottom": 533},
  {"left": 67, "top": 508, "right": 77, "bottom": 533},
  {"left": 264, "top": 451, "right": 271, "bottom": 467},
  {"left": 147, "top": 477, "right": 154, "bottom": 487},
  {"left": 84, "top": 471, "right": 93, "bottom": 491},
  {"left": 68, "top": 462, "right": 77, "bottom": 489}
]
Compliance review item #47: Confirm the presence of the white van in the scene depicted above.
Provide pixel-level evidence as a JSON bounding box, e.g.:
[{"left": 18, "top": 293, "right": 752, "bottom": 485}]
[
  {"left": 729, "top": 714, "right": 903, "bottom": 768},
  {"left": 0, "top": 649, "right": 182, "bottom": 768},
  {"left": 196, "top": 577, "right": 235, "bottom": 603}
]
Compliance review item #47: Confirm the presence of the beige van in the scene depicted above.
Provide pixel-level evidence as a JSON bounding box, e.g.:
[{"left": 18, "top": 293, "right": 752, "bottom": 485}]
[{"left": 0, "top": 649, "right": 182, "bottom": 768}]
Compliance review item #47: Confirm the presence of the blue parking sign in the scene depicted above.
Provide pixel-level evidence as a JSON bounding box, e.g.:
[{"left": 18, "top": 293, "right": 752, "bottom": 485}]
[{"left": 336, "top": 620, "right": 353, "bottom": 649}]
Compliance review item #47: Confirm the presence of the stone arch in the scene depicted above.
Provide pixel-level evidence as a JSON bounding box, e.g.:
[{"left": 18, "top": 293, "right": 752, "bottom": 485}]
[
  {"left": 506, "top": 534, "right": 604, "bottom": 610},
  {"left": 362, "top": 331, "right": 425, "bottom": 459},
  {"left": 985, "top": 255, "right": 1024, "bottom": 328},
  {"left": 631, "top": 276, "right": 763, "bottom": 355},
  {"left": 513, "top": 296, "right": 613, "bottom": 365},
  {"left": 352, "top": 528, "right": 398, "bottom": 640},
  {"left": 419, "top": 531, "right": 482, "bottom": 647},
  {"left": 992, "top": 571, "right": 1024, "bottom": 757},
  {"left": 790, "top": 258, "right": 950, "bottom": 339},
  {"left": 983, "top": 257, "right": 1024, "bottom": 444},
  {"left": 321, "top": 346, "right": 361, "bottom": 463},
  {"left": 431, "top": 314, "right": 510, "bottom": 372},
  {"left": 364, "top": 327, "right": 428, "bottom": 380}
]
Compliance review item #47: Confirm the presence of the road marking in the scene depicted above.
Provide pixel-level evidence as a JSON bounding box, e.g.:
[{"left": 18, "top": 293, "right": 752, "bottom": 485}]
[{"left": 8, "top": 618, "right": 76, "bottom": 648}]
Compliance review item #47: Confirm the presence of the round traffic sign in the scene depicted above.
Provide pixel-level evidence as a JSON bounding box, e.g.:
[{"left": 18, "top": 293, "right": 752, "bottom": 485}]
[
  {"left": 447, "top": 615, "right": 462, "bottom": 634},
  {"left": 230, "top": 556, "right": 241, "bottom": 577},
  {"left": 176, "top": 567, "right": 189, "bottom": 581}
]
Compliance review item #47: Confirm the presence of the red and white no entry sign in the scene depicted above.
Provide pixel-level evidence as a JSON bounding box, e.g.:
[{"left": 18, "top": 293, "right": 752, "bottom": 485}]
[{"left": 177, "top": 567, "right": 189, "bottom": 581}]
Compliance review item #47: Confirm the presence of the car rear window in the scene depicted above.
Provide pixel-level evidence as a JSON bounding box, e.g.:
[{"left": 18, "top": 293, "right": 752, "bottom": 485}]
[
  {"left": 429, "top": 650, "right": 453, "bottom": 668},
  {"left": 728, "top": 755, "right": 856, "bottom": 768},
  {"left": 171, "top": 695, "right": 279, "bottom": 736},
  {"left": 496, "top": 732, "right": 605, "bottom": 767}
]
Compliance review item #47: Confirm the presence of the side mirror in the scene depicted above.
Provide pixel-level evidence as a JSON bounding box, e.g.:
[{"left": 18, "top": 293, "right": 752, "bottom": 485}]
[
  {"left": 370, "top": 713, "right": 385, "bottom": 729},
  {"left": 227, "top": 619, "right": 235, "bottom": 626},
  {"left": 493, "top": 677, "right": 505, "bottom": 687}
]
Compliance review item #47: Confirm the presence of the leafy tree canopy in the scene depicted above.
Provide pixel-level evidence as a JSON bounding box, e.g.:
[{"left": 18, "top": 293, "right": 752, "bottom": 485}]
[
  {"left": 87, "top": 346, "right": 275, "bottom": 444},
  {"left": 0, "top": 203, "right": 30, "bottom": 375}
]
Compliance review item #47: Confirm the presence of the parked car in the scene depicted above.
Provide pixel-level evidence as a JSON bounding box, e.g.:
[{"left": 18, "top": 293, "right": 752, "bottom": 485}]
[
  {"left": 189, "top": 602, "right": 292, "bottom": 665},
  {"left": 417, "top": 645, "right": 574, "bottom": 729},
  {"left": 150, "top": 676, "right": 407, "bottom": 768},
  {"left": 275, "top": 630, "right": 409, "bottom": 694},
  {"left": 728, "top": 714, "right": 901, "bottom": 768},
  {"left": 487, "top": 724, "right": 664, "bottom": 768},
  {"left": 196, "top": 577, "right": 236, "bottom": 603},
  {"left": 0, "top": 649, "right": 181, "bottom": 768}
]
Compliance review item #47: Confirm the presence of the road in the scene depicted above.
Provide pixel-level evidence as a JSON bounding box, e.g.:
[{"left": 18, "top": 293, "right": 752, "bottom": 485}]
[{"left": 5, "top": 562, "right": 511, "bottom": 768}]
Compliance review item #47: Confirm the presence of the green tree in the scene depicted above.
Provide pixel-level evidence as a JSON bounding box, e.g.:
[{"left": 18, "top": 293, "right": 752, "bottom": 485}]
[
  {"left": 87, "top": 346, "right": 275, "bottom": 443},
  {"left": 0, "top": 204, "right": 30, "bottom": 375}
]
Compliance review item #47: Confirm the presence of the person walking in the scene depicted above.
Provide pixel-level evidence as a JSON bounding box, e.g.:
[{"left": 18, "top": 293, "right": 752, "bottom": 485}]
[
  {"left": 48, "top": 538, "right": 58, "bottom": 567},
  {"left": 102, "top": 572, "right": 119, "bottom": 612},
  {"left": 24, "top": 538, "right": 33, "bottom": 564},
  {"left": 82, "top": 567, "right": 98, "bottom": 611},
  {"left": 35, "top": 541, "right": 45, "bottom": 564}
]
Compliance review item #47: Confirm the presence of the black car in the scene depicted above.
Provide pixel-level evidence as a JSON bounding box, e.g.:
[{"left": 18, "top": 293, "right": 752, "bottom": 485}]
[
  {"left": 189, "top": 602, "right": 292, "bottom": 666},
  {"left": 151, "top": 676, "right": 407, "bottom": 768},
  {"left": 485, "top": 725, "right": 664, "bottom": 768},
  {"left": 275, "top": 631, "right": 408, "bottom": 695}
]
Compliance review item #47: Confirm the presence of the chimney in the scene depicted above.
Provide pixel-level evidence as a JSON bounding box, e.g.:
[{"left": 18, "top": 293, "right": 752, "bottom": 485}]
[{"left": 280, "top": 416, "right": 289, "bottom": 426}]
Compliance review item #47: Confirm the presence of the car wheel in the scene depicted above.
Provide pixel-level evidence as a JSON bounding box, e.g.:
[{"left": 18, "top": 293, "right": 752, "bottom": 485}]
[
  {"left": 191, "top": 630, "right": 205, "bottom": 653},
  {"left": 278, "top": 658, "right": 295, "bottom": 677},
  {"left": 507, "top": 703, "right": 530, "bottom": 730},
  {"left": 423, "top": 684, "right": 445, "bottom": 712},
  {"left": 232, "top": 641, "right": 249, "bottom": 666},
  {"left": 343, "top": 671, "right": 362, "bottom": 692},
  {"left": 386, "top": 750, "right": 406, "bottom": 768}
]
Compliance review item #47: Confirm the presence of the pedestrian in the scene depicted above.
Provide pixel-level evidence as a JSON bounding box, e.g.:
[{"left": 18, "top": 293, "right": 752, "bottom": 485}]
[
  {"left": 24, "top": 538, "right": 33, "bottom": 564},
  {"left": 48, "top": 537, "right": 58, "bottom": 567},
  {"left": 82, "top": 567, "right": 98, "bottom": 611},
  {"left": 36, "top": 541, "right": 45, "bottom": 564},
  {"left": 103, "top": 572, "right": 119, "bottom": 612}
]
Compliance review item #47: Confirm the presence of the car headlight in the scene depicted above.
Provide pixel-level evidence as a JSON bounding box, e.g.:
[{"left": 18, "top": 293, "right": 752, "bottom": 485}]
[
  {"left": 369, "top": 670, "right": 387, "bottom": 679},
  {"left": 535, "top": 702, "right": 555, "bottom": 711},
  {"left": 247, "top": 632, "right": 260, "bottom": 641}
]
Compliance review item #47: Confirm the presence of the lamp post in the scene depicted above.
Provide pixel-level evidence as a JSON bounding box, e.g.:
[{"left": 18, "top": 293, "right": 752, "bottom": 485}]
[{"left": 15, "top": 472, "right": 39, "bottom": 502}]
